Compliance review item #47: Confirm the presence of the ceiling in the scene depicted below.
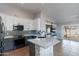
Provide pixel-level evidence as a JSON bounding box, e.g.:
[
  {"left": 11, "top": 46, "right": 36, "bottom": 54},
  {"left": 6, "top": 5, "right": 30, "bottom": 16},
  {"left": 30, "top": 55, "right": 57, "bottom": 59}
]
[
  {"left": 0, "top": 3, "right": 79, "bottom": 25},
  {"left": 43, "top": 3, "right": 79, "bottom": 25}
]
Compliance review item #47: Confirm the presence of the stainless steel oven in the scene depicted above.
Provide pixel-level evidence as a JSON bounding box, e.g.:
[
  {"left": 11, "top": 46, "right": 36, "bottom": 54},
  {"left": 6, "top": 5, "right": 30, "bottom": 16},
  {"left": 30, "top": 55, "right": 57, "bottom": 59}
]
[{"left": 14, "top": 36, "right": 25, "bottom": 48}]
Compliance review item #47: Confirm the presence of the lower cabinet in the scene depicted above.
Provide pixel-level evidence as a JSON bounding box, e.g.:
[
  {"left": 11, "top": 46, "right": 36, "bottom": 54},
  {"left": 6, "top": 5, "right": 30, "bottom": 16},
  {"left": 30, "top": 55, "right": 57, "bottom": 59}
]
[{"left": 3, "top": 39, "right": 14, "bottom": 52}]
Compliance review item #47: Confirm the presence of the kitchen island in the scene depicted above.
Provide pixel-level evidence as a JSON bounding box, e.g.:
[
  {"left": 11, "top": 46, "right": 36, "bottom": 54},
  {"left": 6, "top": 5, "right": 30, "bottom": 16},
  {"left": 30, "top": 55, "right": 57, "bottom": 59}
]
[{"left": 28, "top": 37, "right": 53, "bottom": 56}]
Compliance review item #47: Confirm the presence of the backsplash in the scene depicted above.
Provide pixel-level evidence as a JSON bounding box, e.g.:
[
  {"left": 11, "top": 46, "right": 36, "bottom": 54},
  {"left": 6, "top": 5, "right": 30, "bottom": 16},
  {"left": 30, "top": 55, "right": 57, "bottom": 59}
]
[{"left": 4, "top": 30, "right": 40, "bottom": 36}]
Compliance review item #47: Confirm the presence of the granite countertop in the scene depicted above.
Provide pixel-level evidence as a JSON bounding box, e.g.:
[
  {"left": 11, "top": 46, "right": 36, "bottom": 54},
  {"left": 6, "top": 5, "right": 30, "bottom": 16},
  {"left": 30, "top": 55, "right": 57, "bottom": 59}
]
[
  {"left": 28, "top": 37, "right": 53, "bottom": 48},
  {"left": 4, "top": 34, "right": 38, "bottom": 39}
]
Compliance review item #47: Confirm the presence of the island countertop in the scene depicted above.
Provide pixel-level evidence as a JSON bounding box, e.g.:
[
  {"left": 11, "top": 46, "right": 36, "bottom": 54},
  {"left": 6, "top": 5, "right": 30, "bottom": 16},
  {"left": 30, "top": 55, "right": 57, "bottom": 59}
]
[{"left": 28, "top": 37, "right": 53, "bottom": 48}]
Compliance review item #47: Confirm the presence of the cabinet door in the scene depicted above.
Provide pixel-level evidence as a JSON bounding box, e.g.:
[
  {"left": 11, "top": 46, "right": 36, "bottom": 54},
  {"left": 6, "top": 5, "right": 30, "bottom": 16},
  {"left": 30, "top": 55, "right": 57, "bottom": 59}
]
[
  {"left": 5, "top": 16, "right": 14, "bottom": 31},
  {"left": 3, "top": 39, "right": 14, "bottom": 51}
]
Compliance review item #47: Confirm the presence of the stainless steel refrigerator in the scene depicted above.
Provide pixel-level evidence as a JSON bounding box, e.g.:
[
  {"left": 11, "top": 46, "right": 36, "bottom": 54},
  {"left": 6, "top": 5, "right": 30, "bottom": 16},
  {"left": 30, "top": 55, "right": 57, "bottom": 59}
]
[{"left": 0, "top": 16, "right": 5, "bottom": 56}]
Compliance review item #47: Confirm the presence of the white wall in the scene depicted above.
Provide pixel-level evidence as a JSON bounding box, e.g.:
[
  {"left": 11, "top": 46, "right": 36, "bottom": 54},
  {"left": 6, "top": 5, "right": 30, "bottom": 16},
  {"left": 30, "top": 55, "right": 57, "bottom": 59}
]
[
  {"left": 56, "top": 23, "right": 79, "bottom": 40},
  {"left": 56, "top": 24, "right": 63, "bottom": 40},
  {"left": 33, "top": 12, "right": 55, "bottom": 32}
]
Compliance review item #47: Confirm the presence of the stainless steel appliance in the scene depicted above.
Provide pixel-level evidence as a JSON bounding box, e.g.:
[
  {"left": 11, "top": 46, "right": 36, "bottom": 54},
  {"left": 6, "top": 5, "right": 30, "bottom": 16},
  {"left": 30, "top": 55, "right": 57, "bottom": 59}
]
[
  {"left": 13, "top": 25, "right": 25, "bottom": 48},
  {"left": 0, "top": 16, "right": 5, "bottom": 56},
  {"left": 13, "top": 25, "right": 24, "bottom": 31}
]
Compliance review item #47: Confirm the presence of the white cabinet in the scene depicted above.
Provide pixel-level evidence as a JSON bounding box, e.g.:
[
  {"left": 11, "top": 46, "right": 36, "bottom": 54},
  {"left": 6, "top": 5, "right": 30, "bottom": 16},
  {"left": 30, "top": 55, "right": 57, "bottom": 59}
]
[
  {"left": 5, "top": 16, "right": 14, "bottom": 31},
  {"left": 0, "top": 14, "right": 35, "bottom": 31},
  {"left": 1, "top": 15, "right": 14, "bottom": 31}
]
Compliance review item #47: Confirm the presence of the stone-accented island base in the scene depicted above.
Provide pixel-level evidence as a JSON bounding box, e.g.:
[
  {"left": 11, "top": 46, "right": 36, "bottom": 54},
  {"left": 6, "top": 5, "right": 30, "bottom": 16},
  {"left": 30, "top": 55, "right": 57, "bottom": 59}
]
[
  {"left": 28, "top": 38, "right": 53, "bottom": 56},
  {"left": 35, "top": 44, "right": 53, "bottom": 56}
]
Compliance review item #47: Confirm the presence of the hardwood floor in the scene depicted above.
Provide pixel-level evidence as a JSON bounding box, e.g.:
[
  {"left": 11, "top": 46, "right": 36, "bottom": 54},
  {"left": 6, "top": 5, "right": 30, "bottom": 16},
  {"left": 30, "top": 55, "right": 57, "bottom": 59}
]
[
  {"left": 53, "top": 40, "right": 79, "bottom": 56},
  {"left": 1, "top": 40, "right": 79, "bottom": 56},
  {"left": 3, "top": 46, "right": 29, "bottom": 56}
]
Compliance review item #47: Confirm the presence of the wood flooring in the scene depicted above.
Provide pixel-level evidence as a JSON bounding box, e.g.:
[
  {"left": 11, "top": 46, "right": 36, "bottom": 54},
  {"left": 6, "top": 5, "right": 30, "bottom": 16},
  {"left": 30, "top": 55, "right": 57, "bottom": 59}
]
[
  {"left": 54, "top": 40, "right": 79, "bottom": 56},
  {"left": 2, "top": 46, "right": 29, "bottom": 56},
  {"left": 1, "top": 40, "right": 79, "bottom": 56}
]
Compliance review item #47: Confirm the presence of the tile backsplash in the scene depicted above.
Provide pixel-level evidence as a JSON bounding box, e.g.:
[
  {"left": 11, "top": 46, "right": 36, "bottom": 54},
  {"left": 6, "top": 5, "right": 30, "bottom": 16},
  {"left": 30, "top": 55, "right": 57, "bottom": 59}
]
[{"left": 4, "top": 30, "right": 39, "bottom": 36}]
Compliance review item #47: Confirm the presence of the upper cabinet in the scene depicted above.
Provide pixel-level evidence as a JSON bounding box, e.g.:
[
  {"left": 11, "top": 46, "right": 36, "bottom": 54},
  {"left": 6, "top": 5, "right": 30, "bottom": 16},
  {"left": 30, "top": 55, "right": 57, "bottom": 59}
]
[
  {"left": 1, "top": 15, "right": 14, "bottom": 31},
  {"left": 0, "top": 14, "right": 35, "bottom": 31},
  {"left": 33, "top": 12, "right": 56, "bottom": 32}
]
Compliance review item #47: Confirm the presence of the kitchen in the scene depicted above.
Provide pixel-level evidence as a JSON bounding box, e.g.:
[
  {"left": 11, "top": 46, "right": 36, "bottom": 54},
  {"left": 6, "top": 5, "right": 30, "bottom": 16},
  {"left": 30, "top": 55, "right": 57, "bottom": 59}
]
[{"left": 0, "top": 3, "right": 60, "bottom": 56}]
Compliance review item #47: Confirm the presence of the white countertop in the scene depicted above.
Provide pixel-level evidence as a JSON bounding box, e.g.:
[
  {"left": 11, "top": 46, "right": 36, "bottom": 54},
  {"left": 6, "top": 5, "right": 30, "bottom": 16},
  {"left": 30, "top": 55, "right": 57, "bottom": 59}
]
[
  {"left": 4, "top": 36, "right": 14, "bottom": 39},
  {"left": 4, "top": 34, "right": 38, "bottom": 39},
  {"left": 24, "top": 34, "right": 38, "bottom": 36},
  {"left": 28, "top": 37, "right": 53, "bottom": 48}
]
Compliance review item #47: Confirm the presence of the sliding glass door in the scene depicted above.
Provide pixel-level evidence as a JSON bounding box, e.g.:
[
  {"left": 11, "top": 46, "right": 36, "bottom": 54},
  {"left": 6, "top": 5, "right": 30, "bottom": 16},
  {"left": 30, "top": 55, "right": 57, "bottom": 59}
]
[{"left": 64, "top": 25, "right": 79, "bottom": 41}]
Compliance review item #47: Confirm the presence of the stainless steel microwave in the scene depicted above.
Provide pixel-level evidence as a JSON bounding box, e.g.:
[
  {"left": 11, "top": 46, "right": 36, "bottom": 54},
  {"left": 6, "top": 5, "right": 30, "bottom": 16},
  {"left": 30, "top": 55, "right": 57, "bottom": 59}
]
[{"left": 13, "top": 25, "right": 24, "bottom": 31}]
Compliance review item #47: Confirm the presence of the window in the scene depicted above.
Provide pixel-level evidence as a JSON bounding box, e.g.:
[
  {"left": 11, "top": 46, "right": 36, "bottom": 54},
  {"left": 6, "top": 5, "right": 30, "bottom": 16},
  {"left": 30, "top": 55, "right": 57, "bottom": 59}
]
[{"left": 64, "top": 25, "right": 79, "bottom": 39}]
